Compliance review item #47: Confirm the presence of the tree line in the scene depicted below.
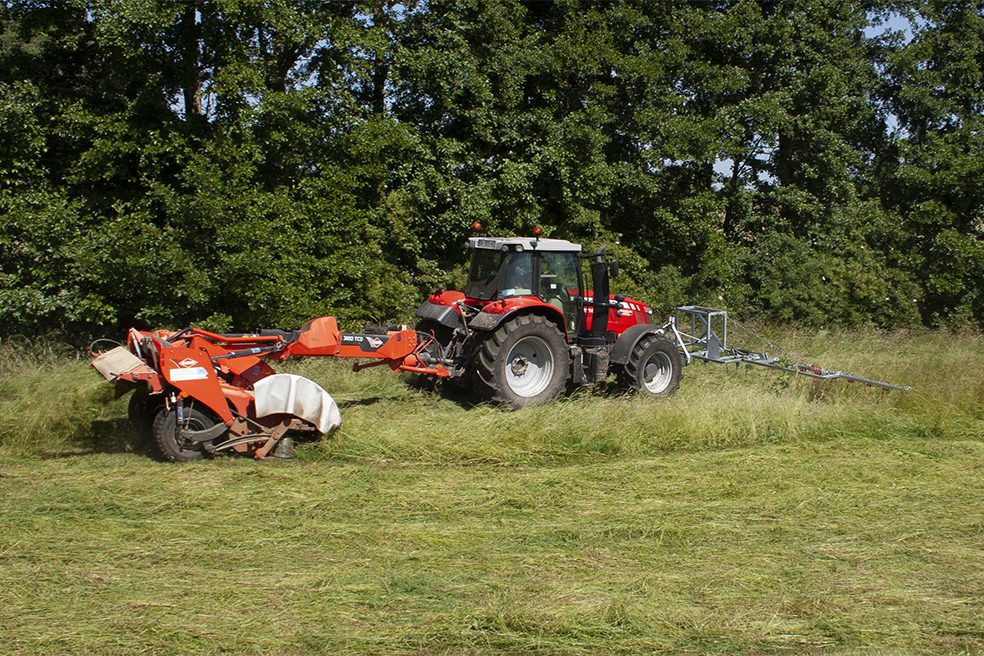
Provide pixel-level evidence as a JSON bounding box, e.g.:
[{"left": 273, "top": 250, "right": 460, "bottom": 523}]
[{"left": 1, "top": 0, "right": 981, "bottom": 339}]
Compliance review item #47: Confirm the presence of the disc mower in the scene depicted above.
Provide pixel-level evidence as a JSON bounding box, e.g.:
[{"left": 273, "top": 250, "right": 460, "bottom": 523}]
[{"left": 91, "top": 316, "right": 449, "bottom": 461}]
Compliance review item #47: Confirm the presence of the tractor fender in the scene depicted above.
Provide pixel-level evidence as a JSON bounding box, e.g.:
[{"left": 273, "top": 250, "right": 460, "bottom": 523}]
[
  {"left": 468, "top": 304, "right": 567, "bottom": 337},
  {"left": 610, "top": 324, "right": 666, "bottom": 366},
  {"left": 415, "top": 300, "right": 461, "bottom": 330}
]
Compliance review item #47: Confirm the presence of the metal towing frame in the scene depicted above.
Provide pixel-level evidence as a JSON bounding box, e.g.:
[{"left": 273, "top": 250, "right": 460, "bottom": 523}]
[{"left": 666, "top": 306, "right": 911, "bottom": 391}]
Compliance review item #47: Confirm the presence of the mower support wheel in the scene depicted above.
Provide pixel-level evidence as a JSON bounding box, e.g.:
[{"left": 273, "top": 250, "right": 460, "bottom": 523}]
[
  {"left": 475, "top": 314, "right": 569, "bottom": 408},
  {"left": 617, "top": 333, "right": 682, "bottom": 398},
  {"left": 152, "top": 405, "right": 219, "bottom": 462}
]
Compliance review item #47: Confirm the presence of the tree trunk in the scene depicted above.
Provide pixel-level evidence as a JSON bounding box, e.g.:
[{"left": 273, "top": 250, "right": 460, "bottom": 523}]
[
  {"left": 723, "top": 157, "right": 743, "bottom": 239},
  {"left": 180, "top": 3, "right": 202, "bottom": 118}
]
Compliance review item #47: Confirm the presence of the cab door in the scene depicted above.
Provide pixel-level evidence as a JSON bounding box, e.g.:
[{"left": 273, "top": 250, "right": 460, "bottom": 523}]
[{"left": 537, "top": 252, "right": 583, "bottom": 334}]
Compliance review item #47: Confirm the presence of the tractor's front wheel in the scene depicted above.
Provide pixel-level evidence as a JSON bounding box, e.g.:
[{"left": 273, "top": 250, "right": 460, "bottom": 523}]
[
  {"left": 152, "top": 405, "right": 217, "bottom": 462},
  {"left": 617, "top": 333, "right": 683, "bottom": 398},
  {"left": 475, "top": 314, "right": 569, "bottom": 408}
]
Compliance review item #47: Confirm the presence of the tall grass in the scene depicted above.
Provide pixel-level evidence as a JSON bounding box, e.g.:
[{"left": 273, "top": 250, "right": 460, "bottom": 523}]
[
  {"left": 289, "top": 327, "right": 982, "bottom": 466},
  {"left": 0, "top": 328, "right": 980, "bottom": 463},
  {"left": 0, "top": 338, "right": 134, "bottom": 456}
]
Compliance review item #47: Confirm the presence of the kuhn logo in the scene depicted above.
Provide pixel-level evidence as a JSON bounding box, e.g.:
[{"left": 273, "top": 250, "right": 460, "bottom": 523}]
[
  {"left": 342, "top": 334, "right": 389, "bottom": 351},
  {"left": 177, "top": 358, "right": 199, "bottom": 368}
]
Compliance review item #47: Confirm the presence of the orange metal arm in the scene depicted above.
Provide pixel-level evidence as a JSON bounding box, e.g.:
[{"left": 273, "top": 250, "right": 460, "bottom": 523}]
[
  {"left": 186, "top": 328, "right": 285, "bottom": 345},
  {"left": 279, "top": 316, "right": 449, "bottom": 378}
]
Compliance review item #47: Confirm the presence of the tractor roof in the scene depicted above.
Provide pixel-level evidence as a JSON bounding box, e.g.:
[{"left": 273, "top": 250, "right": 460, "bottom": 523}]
[{"left": 467, "top": 236, "right": 582, "bottom": 253}]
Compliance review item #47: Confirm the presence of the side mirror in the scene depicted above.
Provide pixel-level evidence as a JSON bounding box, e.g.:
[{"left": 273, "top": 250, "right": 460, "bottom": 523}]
[{"left": 609, "top": 256, "right": 619, "bottom": 279}]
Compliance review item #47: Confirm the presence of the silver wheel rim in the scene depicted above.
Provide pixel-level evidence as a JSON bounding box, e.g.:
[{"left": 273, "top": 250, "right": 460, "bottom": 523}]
[
  {"left": 642, "top": 352, "right": 672, "bottom": 394},
  {"left": 505, "top": 335, "right": 554, "bottom": 398}
]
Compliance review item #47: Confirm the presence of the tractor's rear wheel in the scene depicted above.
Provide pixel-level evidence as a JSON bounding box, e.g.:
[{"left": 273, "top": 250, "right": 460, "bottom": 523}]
[
  {"left": 475, "top": 314, "right": 569, "bottom": 408},
  {"left": 152, "top": 405, "right": 217, "bottom": 462},
  {"left": 617, "top": 333, "right": 682, "bottom": 398}
]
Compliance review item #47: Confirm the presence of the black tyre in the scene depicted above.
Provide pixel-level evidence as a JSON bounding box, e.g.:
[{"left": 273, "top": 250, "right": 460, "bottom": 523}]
[
  {"left": 475, "top": 314, "right": 570, "bottom": 408},
  {"left": 617, "top": 333, "right": 682, "bottom": 398},
  {"left": 152, "top": 405, "right": 217, "bottom": 462}
]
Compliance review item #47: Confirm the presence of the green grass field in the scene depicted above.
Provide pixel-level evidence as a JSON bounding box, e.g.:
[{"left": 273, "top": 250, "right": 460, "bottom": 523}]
[{"left": 0, "top": 329, "right": 982, "bottom": 654}]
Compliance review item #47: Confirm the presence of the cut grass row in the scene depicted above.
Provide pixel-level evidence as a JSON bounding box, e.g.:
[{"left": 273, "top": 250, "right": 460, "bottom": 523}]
[{"left": 1, "top": 438, "right": 981, "bottom": 654}]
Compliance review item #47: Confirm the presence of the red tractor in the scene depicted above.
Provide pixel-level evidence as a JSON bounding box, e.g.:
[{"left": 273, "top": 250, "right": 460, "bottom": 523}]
[{"left": 414, "top": 233, "right": 683, "bottom": 407}]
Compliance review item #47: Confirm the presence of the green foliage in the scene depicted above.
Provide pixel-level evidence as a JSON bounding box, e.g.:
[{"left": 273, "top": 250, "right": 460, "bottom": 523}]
[
  {"left": 876, "top": 2, "right": 984, "bottom": 326},
  {"left": 0, "top": 1, "right": 981, "bottom": 339},
  {"left": 0, "top": 80, "right": 45, "bottom": 182}
]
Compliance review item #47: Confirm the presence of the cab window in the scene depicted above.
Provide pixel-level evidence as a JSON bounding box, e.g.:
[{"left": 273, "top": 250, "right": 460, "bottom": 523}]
[
  {"left": 501, "top": 252, "right": 533, "bottom": 297},
  {"left": 466, "top": 249, "right": 533, "bottom": 300}
]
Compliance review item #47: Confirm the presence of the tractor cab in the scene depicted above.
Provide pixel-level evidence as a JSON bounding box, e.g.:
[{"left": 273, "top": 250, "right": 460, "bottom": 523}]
[
  {"left": 463, "top": 236, "right": 584, "bottom": 333},
  {"left": 417, "top": 233, "right": 652, "bottom": 349}
]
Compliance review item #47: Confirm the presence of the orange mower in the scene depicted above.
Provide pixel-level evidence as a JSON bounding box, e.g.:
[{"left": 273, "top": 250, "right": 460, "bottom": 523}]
[{"left": 91, "top": 316, "right": 448, "bottom": 461}]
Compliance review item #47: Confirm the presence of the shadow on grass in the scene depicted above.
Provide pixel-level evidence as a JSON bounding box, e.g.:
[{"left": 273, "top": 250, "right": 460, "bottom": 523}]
[
  {"left": 403, "top": 376, "right": 485, "bottom": 410},
  {"left": 434, "top": 380, "right": 492, "bottom": 410},
  {"left": 337, "top": 396, "right": 398, "bottom": 409},
  {"left": 40, "top": 416, "right": 156, "bottom": 459},
  {"left": 88, "top": 417, "right": 156, "bottom": 456},
  {"left": 338, "top": 387, "right": 483, "bottom": 411}
]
